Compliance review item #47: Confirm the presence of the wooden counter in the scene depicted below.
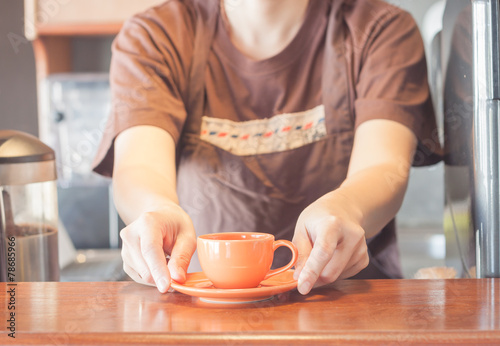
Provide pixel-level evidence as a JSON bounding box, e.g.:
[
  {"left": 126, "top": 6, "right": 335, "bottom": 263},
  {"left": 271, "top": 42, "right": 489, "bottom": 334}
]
[{"left": 1, "top": 279, "right": 499, "bottom": 345}]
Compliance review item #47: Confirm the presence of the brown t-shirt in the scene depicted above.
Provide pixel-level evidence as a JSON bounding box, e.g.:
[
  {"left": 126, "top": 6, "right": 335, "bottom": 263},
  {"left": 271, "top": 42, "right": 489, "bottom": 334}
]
[{"left": 94, "top": 0, "right": 441, "bottom": 278}]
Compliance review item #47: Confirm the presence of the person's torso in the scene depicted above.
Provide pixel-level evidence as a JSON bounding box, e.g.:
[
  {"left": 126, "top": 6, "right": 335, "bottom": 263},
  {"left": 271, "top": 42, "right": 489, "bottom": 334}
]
[
  {"left": 178, "top": 0, "right": 356, "bottom": 270},
  {"left": 151, "top": 0, "right": 405, "bottom": 277}
]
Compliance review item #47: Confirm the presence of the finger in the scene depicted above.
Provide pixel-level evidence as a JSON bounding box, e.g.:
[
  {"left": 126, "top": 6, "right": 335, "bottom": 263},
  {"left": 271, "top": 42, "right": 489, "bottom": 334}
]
[
  {"left": 167, "top": 227, "right": 196, "bottom": 283},
  {"left": 316, "top": 229, "right": 367, "bottom": 284},
  {"left": 122, "top": 262, "right": 141, "bottom": 283},
  {"left": 121, "top": 238, "right": 157, "bottom": 285},
  {"left": 297, "top": 224, "right": 339, "bottom": 295},
  {"left": 140, "top": 232, "right": 171, "bottom": 293},
  {"left": 310, "top": 247, "right": 347, "bottom": 288},
  {"left": 122, "top": 263, "right": 156, "bottom": 287},
  {"left": 120, "top": 226, "right": 153, "bottom": 284},
  {"left": 338, "top": 242, "right": 369, "bottom": 280},
  {"left": 338, "top": 256, "right": 369, "bottom": 280},
  {"left": 291, "top": 231, "right": 313, "bottom": 280}
]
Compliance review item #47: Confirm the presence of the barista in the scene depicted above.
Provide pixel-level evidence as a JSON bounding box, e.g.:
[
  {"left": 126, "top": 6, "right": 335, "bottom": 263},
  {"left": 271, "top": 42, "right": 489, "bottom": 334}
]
[{"left": 93, "top": 0, "right": 441, "bottom": 295}]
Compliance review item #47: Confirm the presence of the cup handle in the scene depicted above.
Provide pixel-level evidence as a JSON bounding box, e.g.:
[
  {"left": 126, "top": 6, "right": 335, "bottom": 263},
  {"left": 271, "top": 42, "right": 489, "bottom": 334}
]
[{"left": 264, "top": 240, "right": 298, "bottom": 280}]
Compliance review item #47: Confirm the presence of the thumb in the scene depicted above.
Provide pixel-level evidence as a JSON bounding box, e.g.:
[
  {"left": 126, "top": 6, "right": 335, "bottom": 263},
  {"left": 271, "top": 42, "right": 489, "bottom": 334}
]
[
  {"left": 292, "top": 231, "right": 313, "bottom": 280},
  {"left": 167, "top": 233, "right": 196, "bottom": 283}
]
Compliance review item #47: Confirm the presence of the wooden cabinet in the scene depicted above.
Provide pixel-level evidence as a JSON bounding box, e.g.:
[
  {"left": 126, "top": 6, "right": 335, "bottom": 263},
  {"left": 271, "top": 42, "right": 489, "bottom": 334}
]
[
  {"left": 25, "top": 0, "right": 164, "bottom": 38},
  {"left": 25, "top": 0, "right": 164, "bottom": 78},
  {"left": 24, "top": 0, "right": 164, "bottom": 138}
]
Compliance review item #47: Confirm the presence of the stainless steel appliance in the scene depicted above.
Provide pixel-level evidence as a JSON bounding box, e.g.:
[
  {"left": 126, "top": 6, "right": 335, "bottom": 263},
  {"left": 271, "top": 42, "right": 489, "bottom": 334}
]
[
  {"left": 0, "top": 130, "right": 60, "bottom": 281},
  {"left": 442, "top": 0, "right": 500, "bottom": 278},
  {"left": 41, "top": 73, "right": 121, "bottom": 250}
]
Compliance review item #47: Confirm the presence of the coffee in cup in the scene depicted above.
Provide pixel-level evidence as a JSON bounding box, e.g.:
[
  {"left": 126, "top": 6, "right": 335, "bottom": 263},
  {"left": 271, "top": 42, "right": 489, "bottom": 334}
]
[{"left": 197, "top": 232, "right": 298, "bottom": 289}]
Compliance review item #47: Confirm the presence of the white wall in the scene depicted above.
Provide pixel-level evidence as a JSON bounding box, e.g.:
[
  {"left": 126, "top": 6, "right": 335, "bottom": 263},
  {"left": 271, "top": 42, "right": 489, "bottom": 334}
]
[
  {"left": 389, "top": 0, "right": 443, "bottom": 28},
  {"left": 389, "top": 0, "right": 445, "bottom": 228},
  {"left": 0, "top": 1, "right": 38, "bottom": 135}
]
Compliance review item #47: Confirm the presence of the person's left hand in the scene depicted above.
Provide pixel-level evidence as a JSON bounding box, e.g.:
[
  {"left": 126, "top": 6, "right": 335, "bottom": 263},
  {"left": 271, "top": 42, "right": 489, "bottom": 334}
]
[{"left": 292, "top": 193, "right": 369, "bottom": 295}]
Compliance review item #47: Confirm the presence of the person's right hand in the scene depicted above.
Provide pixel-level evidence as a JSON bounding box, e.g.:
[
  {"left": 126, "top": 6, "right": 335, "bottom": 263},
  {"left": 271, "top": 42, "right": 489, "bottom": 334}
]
[{"left": 120, "top": 202, "right": 196, "bottom": 293}]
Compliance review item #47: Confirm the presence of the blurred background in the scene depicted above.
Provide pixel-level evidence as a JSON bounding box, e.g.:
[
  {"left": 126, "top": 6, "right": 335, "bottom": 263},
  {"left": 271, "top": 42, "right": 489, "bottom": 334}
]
[{"left": 0, "top": 0, "right": 446, "bottom": 279}]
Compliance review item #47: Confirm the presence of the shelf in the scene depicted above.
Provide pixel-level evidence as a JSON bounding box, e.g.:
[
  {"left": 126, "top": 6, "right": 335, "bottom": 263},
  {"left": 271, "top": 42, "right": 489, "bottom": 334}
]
[
  {"left": 25, "top": 0, "right": 165, "bottom": 39},
  {"left": 25, "top": 0, "right": 165, "bottom": 144},
  {"left": 36, "top": 23, "right": 124, "bottom": 36},
  {"left": 25, "top": 0, "right": 166, "bottom": 80}
]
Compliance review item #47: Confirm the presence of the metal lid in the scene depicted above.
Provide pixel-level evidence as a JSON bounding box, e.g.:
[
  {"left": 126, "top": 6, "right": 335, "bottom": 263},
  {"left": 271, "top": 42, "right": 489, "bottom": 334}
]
[{"left": 0, "top": 130, "right": 55, "bottom": 164}]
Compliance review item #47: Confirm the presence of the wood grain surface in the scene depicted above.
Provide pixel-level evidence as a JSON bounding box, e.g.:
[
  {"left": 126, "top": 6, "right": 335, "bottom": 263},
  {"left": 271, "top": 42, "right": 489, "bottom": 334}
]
[{"left": 1, "top": 279, "right": 499, "bottom": 345}]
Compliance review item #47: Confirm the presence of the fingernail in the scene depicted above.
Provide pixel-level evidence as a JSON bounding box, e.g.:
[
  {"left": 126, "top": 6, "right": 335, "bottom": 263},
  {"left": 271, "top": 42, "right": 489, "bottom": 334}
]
[
  {"left": 176, "top": 266, "right": 185, "bottom": 282},
  {"left": 170, "top": 266, "right": 185, "bottom": 282},
  {"left": 157, "top": 278, "right": 169, "bottom": 293},
  {"left": 298, "top": 275, "right": 312, "bottom": 295}
]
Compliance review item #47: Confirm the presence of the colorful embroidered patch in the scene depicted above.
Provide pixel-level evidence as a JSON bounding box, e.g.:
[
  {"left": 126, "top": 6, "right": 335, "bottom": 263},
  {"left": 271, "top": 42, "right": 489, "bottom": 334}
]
[{"left": 200, "top": 105, "right": 326, "bottom": 156}]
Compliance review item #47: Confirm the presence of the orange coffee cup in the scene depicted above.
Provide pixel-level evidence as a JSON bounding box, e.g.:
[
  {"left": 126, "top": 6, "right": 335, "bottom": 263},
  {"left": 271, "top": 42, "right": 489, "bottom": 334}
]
[{"left": 197, "top": 232, "right": 298, "bottom": 289}]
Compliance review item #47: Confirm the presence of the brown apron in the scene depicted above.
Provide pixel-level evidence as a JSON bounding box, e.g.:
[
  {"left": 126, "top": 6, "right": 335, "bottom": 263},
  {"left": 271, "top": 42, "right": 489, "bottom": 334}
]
[{"left": 177, "top": 0, "right": 426, "bottom": 278}]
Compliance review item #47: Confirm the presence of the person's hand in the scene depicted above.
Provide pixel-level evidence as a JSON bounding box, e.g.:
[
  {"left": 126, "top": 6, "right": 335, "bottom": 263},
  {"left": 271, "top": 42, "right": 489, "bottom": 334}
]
[
  {"left": 120, "top": 202, "right": 196, "bottom": 293},
  {"left": 292, "top": 193, "right": 369, "bottom": 295}
]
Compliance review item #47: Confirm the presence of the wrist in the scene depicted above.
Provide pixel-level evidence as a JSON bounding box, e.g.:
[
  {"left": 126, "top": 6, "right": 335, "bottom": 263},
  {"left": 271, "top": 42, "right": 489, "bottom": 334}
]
[{"left": 318, "top": 190, "right": 365, "bottom": 230}]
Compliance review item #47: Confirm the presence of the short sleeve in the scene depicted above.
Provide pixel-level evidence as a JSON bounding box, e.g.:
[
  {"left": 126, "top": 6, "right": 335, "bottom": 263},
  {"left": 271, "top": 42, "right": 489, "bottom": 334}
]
[
  {"left": 353, "top": 9, "right": 442, "bottom": 166},
  {"left": 92, "top": 3, "right": 195, "bottom": 177}
]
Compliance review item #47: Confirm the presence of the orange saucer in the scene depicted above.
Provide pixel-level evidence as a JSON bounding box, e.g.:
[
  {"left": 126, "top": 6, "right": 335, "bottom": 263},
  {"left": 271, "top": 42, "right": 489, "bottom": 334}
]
[{"left": 171, "top": 270, "right": 297, "bottom": 304}]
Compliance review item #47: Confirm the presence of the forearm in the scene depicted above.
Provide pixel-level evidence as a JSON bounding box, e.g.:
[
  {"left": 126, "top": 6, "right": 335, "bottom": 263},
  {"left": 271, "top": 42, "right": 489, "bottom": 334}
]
[
  {"left": 112, "top": 126, "right": 195, "bottom": 290},
  {"left": 112, "top": 125, "right": 179, "bottom": 225},
  {"left": 331, "top": 161, "right": 410, "bottom": 239},
  {"left": 293, "top": 120, "right": 416, "bottom": 293},
  {"left": 328, "top": 119, "right": 416, "bottom": 239},
  {"left": 113, "top": 165, "right": 179, "bottom": 225}
]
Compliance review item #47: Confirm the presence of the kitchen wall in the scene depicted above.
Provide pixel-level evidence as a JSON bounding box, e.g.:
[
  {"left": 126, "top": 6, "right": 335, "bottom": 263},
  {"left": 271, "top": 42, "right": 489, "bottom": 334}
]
[
  {"left": 0, "top": 0, "right": 38, "bottom": 135},
  {"left": 391, "top": 0, "right": 445, "bottom": 229},
  {"left": 391, "top": 0, "right": 443, "bottom": 27}
]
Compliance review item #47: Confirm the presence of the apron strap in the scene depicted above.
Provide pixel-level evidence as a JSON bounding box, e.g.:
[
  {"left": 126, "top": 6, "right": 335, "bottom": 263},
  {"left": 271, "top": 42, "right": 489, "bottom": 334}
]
[
  {"left": 185, "top": 0, "right": 356, "bottom": 137},
  {"left": 321, "top": 0, "right": 355, "bottom": 133},
  {"left": 185, "top": 0, "right": 220, "bottom": 131}
]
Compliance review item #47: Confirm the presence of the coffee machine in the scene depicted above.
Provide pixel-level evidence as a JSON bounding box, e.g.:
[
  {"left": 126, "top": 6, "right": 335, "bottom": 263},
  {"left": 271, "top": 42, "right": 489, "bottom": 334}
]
[{"left": 0, "top": 130, "right": 59, "bottom": 281}]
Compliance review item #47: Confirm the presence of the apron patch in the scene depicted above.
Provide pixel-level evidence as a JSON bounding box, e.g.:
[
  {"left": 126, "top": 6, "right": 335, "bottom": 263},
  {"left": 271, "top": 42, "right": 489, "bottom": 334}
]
[{"left": 200, "top": 105, "right": 326, "bottom": 156}]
